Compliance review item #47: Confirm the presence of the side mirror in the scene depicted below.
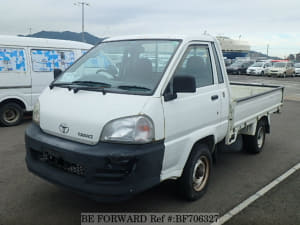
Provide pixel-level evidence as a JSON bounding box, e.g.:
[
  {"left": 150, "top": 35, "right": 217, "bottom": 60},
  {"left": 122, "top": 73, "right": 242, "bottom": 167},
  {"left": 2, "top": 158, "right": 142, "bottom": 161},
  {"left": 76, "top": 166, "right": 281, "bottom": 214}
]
[
  {"left": 173, "top": 75, "right": 196, "bottom": 93},
  {"left": 164, "top": 76, "right": 196, "bottom": 102},
  {"left": 54, "top": 68, "right": 62, "bottom": 79}
]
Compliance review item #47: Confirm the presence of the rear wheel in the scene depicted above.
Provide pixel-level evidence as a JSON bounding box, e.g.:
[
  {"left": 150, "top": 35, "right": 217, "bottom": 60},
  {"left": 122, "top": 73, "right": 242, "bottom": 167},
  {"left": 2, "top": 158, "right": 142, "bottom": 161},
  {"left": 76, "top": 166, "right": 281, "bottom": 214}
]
[
  {"left": 0, "top": 103, "right": 24, "bottom": 126},
  {"left": 178, "top": 144, "right": 212, "bottom": 201},
  {"left": 243, "top": 120, "right": 266, "bottom": 154}
]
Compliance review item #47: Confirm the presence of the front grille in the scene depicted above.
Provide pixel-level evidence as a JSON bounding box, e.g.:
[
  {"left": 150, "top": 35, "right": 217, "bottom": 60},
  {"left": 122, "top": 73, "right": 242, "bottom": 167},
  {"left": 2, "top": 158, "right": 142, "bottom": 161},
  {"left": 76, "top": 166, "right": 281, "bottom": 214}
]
[{"left": 31, "top": 149, "right": 86, "bottom": 177}]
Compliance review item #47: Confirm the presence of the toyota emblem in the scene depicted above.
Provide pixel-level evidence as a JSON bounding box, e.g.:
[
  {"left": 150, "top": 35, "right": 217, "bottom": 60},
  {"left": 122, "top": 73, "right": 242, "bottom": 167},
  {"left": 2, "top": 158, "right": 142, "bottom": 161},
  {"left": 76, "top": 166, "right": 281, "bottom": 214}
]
[{"left": 59, "top": 123, "right": 69, "bottom": 134}]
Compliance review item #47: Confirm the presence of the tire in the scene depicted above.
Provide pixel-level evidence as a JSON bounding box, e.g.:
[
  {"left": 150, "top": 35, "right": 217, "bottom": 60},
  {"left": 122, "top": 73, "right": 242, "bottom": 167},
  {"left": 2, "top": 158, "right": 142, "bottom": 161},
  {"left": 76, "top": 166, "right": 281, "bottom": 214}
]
[
  {"left": 283, "top": 72, "right": 286, "bottom": 78},
  {"left": 178, "top": 144, "right": 212, "bottom": 201},
  {"left": 238, "top": 70, "right": 242, "bottom": 75},
  {"left": 0, "top": 103, "right": 24, "bottom": 126},
  {"left": 243, "top": 120, "right": 266, "bottom": 154},
  {"left": 261, "top": 71, "right": 264, "bottom": 76}
]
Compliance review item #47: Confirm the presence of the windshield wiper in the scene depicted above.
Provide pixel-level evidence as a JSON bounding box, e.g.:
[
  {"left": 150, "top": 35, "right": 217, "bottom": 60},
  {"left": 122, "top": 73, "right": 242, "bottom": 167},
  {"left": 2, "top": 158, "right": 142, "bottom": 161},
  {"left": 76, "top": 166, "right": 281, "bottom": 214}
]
[
  {"left": 49, "top": 82, "right": 73, "bottom": 90},
  {"left": 49, "top": 81, "right": 111, "bottom": 94},
  {"left": 117, "top": 85, "right": 151, "bottom": 91},
  {"left": 72, "top": 80, "right": 112, "bottom": 87},
  {"left": 72, "top": 86, "right": 108, "bottom": 94}
]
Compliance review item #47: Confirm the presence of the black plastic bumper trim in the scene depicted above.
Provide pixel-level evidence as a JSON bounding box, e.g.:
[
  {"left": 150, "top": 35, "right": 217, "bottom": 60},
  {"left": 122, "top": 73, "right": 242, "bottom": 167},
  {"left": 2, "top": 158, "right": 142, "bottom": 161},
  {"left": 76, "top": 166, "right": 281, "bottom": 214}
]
[{"left": 25, "top": 123, "right": 164, "bottom": 201}]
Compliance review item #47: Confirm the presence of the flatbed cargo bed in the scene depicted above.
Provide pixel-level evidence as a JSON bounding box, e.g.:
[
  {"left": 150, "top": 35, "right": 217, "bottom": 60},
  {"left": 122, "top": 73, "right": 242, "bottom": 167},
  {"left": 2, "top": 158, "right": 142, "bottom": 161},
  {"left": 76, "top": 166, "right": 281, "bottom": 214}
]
[{"left": 226, "top": 82, "right": 284, "bottom": 144}]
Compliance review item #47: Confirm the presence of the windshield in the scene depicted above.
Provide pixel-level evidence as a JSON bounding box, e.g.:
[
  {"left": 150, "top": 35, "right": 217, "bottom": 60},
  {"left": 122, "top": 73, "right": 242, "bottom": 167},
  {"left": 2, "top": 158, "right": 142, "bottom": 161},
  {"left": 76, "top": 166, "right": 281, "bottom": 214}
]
[
  {"left": 251, "top": 62, "right": 263, "bottom": 67},
  {"left": 54, "top": 39, "right": 180, "bottom": 95},
  {"left": 273, "top": 62, "right": 287, "bottom": 68},
  {"left": 294, "top": 63, "right": 300, "bottom": 68}
]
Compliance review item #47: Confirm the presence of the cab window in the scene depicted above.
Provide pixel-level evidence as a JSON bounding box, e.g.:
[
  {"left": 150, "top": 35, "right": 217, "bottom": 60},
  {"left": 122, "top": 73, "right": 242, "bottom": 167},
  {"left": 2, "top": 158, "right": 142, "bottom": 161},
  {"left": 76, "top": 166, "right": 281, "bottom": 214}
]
[
  {"left": 174, "top": 45, "right": 214, "bottom": 88},
  {"left": 212, "top": 44, "right": 224, "bottom": 83}
]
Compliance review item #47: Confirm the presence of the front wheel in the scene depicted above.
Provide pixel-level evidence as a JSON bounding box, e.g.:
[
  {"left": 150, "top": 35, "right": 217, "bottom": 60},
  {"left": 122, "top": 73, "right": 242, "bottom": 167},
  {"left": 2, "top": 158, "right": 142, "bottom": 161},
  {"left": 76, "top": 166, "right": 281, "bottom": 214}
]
[
  {"left": 243, "top": 120, "right": 266, "bottom": 154},
  {"left": 178, "top": 144, "right": 212, "bottom": 201}
]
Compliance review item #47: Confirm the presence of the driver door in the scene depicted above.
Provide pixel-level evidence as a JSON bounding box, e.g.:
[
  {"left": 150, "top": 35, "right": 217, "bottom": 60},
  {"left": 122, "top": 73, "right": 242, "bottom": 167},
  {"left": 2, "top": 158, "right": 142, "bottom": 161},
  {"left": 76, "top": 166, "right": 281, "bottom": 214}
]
[{"left": 161, "top": 43, "right": 221, "bottom": 176}]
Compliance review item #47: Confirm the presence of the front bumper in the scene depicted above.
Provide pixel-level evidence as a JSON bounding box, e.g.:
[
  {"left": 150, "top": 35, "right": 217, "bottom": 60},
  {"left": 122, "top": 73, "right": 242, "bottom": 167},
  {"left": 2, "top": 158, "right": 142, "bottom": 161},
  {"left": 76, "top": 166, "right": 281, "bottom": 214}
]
[
  {"left": 227, "top": 69, "right": 239, "bottom": 74},
  {"left": 268, "top": 71, "right": 284, "bottom": 76},
  {"left": 247, "top": 70, "right": 262, "bottom": 75},
  {"left": 25, "top": 123, "right": 164, "bottom": 201}
]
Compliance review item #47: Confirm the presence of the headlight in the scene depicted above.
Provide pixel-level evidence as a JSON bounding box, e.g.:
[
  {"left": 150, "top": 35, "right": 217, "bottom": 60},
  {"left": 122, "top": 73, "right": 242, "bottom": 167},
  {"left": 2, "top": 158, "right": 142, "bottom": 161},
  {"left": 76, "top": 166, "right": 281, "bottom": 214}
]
[
  {"left": 32, "top": 101, "right": 40, "bottom": 125},
  {"left": 101, "top": 115, "right": 154, "bottom": 144}
]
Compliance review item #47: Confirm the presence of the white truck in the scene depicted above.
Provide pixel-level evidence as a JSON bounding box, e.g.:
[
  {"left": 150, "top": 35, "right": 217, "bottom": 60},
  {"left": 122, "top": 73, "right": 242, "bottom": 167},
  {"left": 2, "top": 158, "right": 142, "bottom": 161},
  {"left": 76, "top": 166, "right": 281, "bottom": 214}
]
[
  {"left": 0, "top": 35, "right": 92, "bottom": 126},
  {"left": 25, "top": 35, "right": 284, "bottom": 201}
]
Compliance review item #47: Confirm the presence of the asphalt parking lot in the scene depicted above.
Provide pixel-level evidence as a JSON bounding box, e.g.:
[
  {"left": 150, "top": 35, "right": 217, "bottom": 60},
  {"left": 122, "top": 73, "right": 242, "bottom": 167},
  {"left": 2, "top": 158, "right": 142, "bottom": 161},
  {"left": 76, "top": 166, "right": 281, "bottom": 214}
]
[{"left": 0, "top": 75, "right": 300, "bottom": 225}]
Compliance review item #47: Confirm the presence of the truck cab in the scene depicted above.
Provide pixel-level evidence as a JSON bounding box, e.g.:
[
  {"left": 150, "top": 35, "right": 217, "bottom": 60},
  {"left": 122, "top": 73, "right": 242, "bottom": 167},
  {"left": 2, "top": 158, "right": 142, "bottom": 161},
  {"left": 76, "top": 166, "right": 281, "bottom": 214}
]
[{"left": 25, "top": 35, "right": 283, "bottom": 201}]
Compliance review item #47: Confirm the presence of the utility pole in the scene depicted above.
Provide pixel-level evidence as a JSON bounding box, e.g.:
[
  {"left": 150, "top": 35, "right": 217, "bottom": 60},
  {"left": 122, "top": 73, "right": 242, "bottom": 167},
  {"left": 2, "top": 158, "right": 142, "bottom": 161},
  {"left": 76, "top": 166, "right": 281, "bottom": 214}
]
[
  {"left": 267, "top": 44, "right": 269, "bottom": 57},
  {"left": 74, "top": 2, "right": 90, "bottom": 42}
]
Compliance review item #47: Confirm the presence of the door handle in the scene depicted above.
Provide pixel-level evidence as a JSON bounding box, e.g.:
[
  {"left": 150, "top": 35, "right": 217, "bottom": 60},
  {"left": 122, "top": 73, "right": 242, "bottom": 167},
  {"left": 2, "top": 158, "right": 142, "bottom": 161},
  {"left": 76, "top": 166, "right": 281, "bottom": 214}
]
[{"left": 211, "top": 95, "right": 219, "bottom": 101}]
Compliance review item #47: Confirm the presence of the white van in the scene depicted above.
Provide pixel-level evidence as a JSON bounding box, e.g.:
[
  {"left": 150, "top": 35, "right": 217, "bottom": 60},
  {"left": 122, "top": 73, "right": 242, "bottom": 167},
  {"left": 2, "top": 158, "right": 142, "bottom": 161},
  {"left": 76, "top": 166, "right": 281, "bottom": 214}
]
[
  {"left": 25, "top": 35, "right": 283, "bottom": 201},
  {"left": 0, "top": 35, "right": 92, "bottom": 126}
]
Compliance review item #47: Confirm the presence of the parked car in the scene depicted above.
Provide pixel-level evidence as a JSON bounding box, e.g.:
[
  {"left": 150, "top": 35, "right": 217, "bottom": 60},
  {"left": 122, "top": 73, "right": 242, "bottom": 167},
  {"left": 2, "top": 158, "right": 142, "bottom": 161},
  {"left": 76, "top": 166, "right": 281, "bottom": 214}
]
[
  {"left": 267, "top": 62, "right": 295, "bottom": 77},
  {"left": 294, "top": 63, "right": 300, "bottom": 76},
  {"left": 25, "top": 35, "right": 284, "bottom": 202},
  {"left": 226, "top": 60, "right": 254, "bottom": 75},
  {"left": 224, "top": 58, "right": 233, "bottom": 66},
  {"left": 246, "top": 61, "right": 272, "bottom": 76},
  {"left": 0, "top": 35, "right": 92, "bottom": 126}
]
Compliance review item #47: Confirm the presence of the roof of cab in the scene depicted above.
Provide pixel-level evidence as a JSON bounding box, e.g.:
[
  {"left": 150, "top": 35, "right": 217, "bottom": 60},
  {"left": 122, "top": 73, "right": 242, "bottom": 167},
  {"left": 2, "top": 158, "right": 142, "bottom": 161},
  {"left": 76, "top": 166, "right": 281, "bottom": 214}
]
[
  {"left": 103, "top": 34, "right": 217, "bottom": 44},
  {"left": 0, "top": 35, "right": 93, "bottom": 49}
]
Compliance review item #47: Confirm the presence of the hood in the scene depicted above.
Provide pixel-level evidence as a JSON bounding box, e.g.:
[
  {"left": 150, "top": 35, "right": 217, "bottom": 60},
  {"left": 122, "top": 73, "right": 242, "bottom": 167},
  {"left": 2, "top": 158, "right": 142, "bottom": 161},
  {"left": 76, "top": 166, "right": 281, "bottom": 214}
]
[
  {"left": 248, "top": 66, "right": 262, "bottom": 71},
  {"left": 39, "top": 87, "right": 150, "bottom": 145}
]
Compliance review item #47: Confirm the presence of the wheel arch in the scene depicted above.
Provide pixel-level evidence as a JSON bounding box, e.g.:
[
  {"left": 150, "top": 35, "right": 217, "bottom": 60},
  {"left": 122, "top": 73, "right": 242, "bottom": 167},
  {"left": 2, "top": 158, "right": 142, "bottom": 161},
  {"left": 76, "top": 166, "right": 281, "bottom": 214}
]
[
  {"left": 192, "top": 135, "right": 216, "bottom": 153},
  {"left": 260, "top": 115, "right": 270, "bottom": 134},
  {"left": 180, "top": 135, "right": 215, "bottom": 174},
  {"left": 0, "top": 97, "right": 27, "bottom": 111}
]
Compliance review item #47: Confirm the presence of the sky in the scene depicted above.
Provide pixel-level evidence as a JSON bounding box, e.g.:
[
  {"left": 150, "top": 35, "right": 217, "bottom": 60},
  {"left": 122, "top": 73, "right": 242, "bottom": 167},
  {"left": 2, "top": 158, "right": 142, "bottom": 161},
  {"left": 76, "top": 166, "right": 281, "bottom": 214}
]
[{"left": 0, "top": 0, "right": 299, "bottom": 58}]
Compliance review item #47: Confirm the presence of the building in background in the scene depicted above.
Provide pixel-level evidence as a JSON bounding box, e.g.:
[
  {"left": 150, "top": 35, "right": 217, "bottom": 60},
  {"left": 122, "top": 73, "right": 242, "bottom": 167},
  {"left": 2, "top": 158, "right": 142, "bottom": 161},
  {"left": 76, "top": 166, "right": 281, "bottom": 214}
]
[{"left": 216, "top": 36, "right": 250, "bottom": 60}]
